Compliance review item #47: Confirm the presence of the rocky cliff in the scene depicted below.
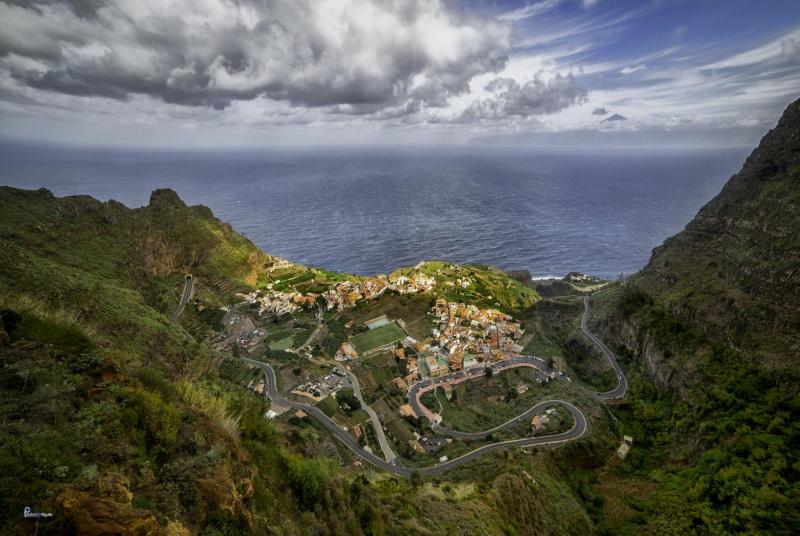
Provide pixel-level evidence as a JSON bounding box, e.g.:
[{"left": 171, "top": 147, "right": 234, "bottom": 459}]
[
  {"left": 596, "top": 97, "right": 800, "bottom": 392},
  {"left": 587, "top": 99, "right": 800, "bottom": 535}
]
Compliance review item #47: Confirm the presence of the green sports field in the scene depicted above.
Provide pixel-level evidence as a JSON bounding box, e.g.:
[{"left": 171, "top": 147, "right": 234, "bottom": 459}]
[{"left": 350, "top": 322, "right": 406, "bottom": 355}]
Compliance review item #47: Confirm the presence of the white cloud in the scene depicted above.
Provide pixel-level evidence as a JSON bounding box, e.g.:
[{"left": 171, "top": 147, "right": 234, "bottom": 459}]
[
  {"left": 499, "top": 1, "right": 561, "bottom": 22},
  {"left": 702, "top": 27, "right": 800, "bottom": 70},
  {"left": 619, "top": 64, "right": 647, "bottom": 75},
  {"left": 0, "top": 0, "right": 510, "bottom": 112}
]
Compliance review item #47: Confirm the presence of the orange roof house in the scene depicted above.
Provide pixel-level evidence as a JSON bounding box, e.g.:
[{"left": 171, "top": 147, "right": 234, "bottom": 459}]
[{"left": 531, "top": 415, "right": 542, "bottom": 429}]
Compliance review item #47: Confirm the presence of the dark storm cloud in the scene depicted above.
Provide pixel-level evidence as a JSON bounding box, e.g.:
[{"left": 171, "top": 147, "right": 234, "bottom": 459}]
[
  {"left": 592, "top": 107, "right": 608, "bottom": 115},
  {"left": 460, "top": 74, "right": 587, "bottom": 121},
  {"left": 0, "top": 0, "right": 510, "bottom": 113}
]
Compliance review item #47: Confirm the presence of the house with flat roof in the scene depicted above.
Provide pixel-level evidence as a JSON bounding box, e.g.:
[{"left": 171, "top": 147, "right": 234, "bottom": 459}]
[{"left": 424, "top": 354, "right": 449, "bottom": 377}]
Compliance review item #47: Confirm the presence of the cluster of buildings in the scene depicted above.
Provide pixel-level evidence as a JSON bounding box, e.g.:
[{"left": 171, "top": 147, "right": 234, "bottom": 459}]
[
  {"left": 291, "top": 367, "right": 350, "bottom": 401},
  {"left": 241, "top": 289, "right": 318, "bottom": 317},
  {"left": 211, "top": 310, "right": 266, "bottom": 352},
  {"left": 265, "top": 256, "right": 295, "bottom": 273},
  {"left": 322, "top": 272, "right": 436, "bottom": 312},
  {"left": 322, "top": 279, "right": 389, "bottom": 312},
  {"left": 393, "top": 347, "right": 421, "bottom": 389},
  {"left": 336, "top": 298, "right": 527, "bottom": 394},
  {"left": 419, "top": 299, "right": 525, "bottom": 376}
]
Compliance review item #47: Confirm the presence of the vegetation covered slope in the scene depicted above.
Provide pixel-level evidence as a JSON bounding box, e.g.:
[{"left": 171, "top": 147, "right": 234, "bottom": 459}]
[
  {"left": 0, "top": 187, "right": 588, "bottom": 535},
  {"left": 590, "top": 99, "right": 800, "bottom": 533}
]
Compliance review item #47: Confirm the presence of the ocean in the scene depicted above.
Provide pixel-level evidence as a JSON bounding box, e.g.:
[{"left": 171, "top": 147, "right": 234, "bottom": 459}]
[{"left": 0, "top": 142, "right": 750, "bottom": 279}]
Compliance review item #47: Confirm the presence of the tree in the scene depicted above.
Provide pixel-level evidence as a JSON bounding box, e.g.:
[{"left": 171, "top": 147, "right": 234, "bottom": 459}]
[
  {"left": 337, "top": 389, "right": 361, "bottom": 414},
  {"left": 485, "top": 367, "right": 494, "bottom": 379},
  {"left": 507, "top": 387, "right": 518, "bottom": 402},
  {"left": 287, "top": 457, "right": 333, "bottom": 509},
  {"left": 410, "top": 470, "right": 422, "bottom": 489}
]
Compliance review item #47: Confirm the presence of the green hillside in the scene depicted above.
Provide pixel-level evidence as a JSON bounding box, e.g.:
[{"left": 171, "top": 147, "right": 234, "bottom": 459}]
[
  {"left": 0, "top": 187, "right": 589, "bottom": 535},
  {"left": 589, "top": 99, "right": 800, "bottom": 533}
]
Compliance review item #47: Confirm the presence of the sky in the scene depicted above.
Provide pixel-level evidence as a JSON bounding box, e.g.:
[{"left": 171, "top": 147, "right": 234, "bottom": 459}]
[{"left": 0, "top": 0, "right": 799, "bottom": 149}]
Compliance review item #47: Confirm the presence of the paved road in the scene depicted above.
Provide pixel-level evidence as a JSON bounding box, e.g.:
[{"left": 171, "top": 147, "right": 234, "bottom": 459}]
[
  {"left": 244, "top": 291, "right": 625, "bottom": 477},
  {"left": 581, "top": 295, "right": 628, "bottom": 400},
  {"left": 171, "top": 274, "right": 194, "bottom": 323},
  {"left": 243, "top": 356, "right": 587, "bottom": 477},
  {"left": 296, "top": 303, "right": 325, "bottom": 354},
  {"left": 410, "top": 295, "right": 628, "bottom": 439},
  {"left": 408, "top": 357, "right": 555, "bottom": 429},
  {"left": 345, "top": 368, "right": 398, "bottom": 463}
]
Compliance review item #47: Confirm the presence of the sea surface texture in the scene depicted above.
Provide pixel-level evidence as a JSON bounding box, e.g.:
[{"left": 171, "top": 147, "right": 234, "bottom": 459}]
[{"left": 0, "top": 143, "right": 749, "bottom": 278}]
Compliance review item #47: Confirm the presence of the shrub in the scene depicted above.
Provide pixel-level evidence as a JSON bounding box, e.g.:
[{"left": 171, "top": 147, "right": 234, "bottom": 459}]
[
  {"left": 176, "top": 380, "right": 240, "bottom": 440},
  {"left": 129, "top": 387, "right": 181, "bottom": 448},
  {"left": 137, "top": 368, "right": 174, "bottom": 399},
  {"left": 287, "top": 456, "right": 334, "bottom": 509}
]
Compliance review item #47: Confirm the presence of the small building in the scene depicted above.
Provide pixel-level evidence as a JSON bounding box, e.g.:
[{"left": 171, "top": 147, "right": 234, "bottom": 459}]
[
  {"left": 617, "top": 443, "right": 630, "bottom": 459},
  {"left": 393, "top": 376, "right": 409, "bottom": 392},
  {"left": 408, "top": 440, "right": 425, "bottom": 453},
  {"left": 335, "top": 342, "right": 358, "bottom": 361},
  {"left": 424, "top": 354, "right": 449, "bottom": 377},
  {"left": 398, "top": 404, "right": 415, "bottom": 418},
  {"left": 531, "top": 415, "right": 542, "bottom": 430},
  {"left": 294, "top": 410, "right": 308, "bottom": 419},
  {"left": 463, "top": 353, "right": 480, "bottom": 370}
]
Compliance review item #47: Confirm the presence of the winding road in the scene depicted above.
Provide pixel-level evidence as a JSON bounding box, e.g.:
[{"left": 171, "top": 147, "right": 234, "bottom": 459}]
[
  {"left": 171, "top": 274, "right": 194, "bottom": 324},
  {"left": 243, "top": 356, "right": 586, "bottom": 477},
  {"left": 296, "top": 303, "right": 325, "bottom": 354},
  {"left": 581, "top": 295, "right": 628, "bottom": 400},
  {"left": 243, "top": 292, "right": 626, "bottom": 477},
  {"left": 345, "top": 368, "right": 398, "bottom": 463}
]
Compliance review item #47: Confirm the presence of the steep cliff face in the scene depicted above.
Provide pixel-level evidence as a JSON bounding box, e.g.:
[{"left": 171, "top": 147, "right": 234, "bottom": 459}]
[
  {"left": 597, "top": 98, "right": 800, "bottom": 390},
  {"left": 587, "top": 100, "right": 800, "bottom": 535}
]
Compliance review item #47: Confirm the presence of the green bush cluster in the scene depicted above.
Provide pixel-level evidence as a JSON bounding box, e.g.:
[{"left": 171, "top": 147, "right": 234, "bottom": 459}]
[{"left": 610, "top": 305, "right": 800, "bottom": 533}]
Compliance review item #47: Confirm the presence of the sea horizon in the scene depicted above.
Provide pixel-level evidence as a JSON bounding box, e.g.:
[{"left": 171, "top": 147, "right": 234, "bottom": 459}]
[{"left": 0, "top": 141, "right": 750, "bottom": 279}]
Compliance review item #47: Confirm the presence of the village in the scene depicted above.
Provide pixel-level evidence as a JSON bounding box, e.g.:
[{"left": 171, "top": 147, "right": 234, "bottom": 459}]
[
  {"left": 212, "top": 259, "right": 575, "bottom": 464},
  {"left": 238, "top": 269, "right": 436, "bottom": 318},
  {"left": 335, "top": 298, "right": 526, "bottom": 384}
]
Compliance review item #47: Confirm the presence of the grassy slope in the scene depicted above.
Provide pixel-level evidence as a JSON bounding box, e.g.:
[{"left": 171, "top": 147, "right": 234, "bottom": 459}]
[
  {"left": 393, "top": 260, "right": 540, "bottom": 312},
  {"left": 589, "top": 100, "right": 800, "bottom": 534},
  {"left": 0, "top": 187, "right": 592, "bottom": 535}
]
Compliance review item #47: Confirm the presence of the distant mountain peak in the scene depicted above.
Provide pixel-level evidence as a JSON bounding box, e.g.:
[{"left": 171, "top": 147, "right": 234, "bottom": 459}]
[{"left": 601, "top": 113, "right": 627, "bottom": 122}]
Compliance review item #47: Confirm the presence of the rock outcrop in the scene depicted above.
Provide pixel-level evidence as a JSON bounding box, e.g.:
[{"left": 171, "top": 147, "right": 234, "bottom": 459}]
[
  {"left": 598, "top": 97, "right": 800, "bottom": 391},
  {"left": 56, "top": 486, "right": 160, "bottom": 536},
  {"left": 148, "top": 189, "right": 187, "bottom": 210}
]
